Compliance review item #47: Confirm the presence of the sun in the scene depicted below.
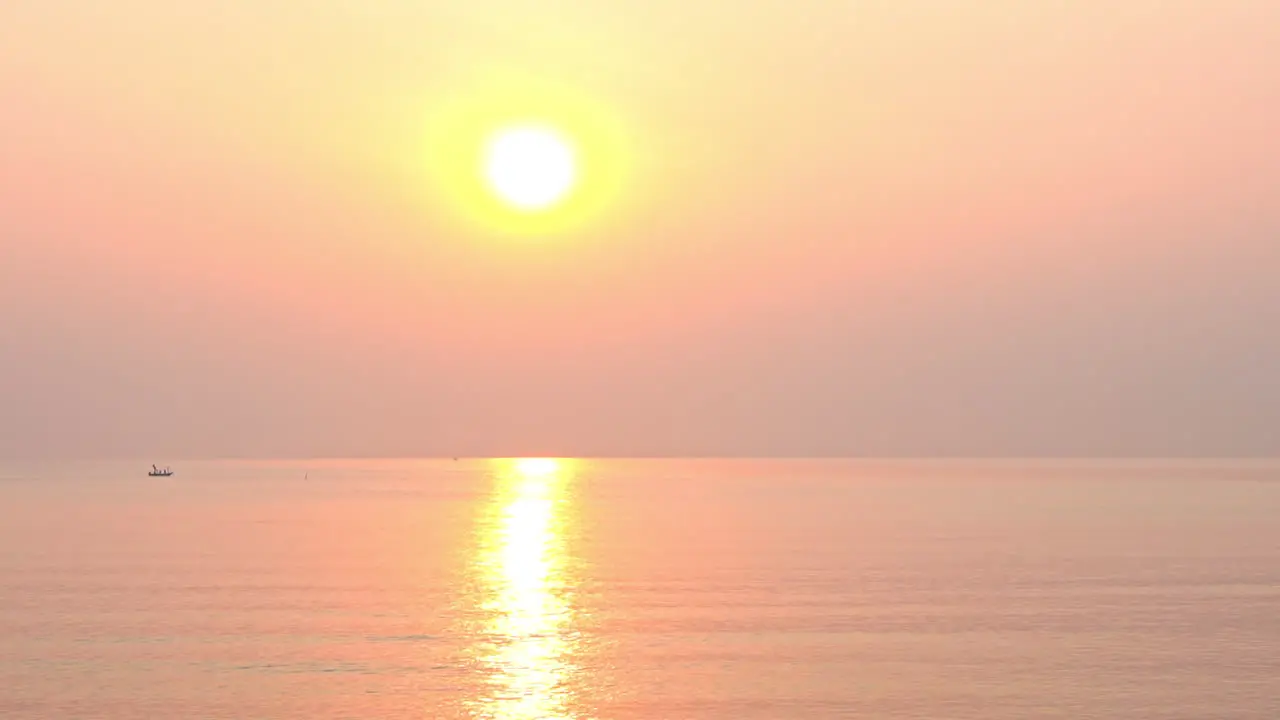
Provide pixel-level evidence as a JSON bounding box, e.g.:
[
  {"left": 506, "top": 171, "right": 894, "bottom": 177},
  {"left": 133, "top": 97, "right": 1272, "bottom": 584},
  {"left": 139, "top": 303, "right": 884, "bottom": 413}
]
[
  {"left": 483, "top": 125, "right": 577, "bottom": 212},
  {"left": 420, "top": 72, "right": 633, "bottom": 236}
]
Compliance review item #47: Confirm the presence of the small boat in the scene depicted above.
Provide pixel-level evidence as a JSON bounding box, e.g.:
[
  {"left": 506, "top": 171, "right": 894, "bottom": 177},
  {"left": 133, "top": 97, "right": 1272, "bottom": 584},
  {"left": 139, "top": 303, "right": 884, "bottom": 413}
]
[{"left": 148, "top": 464, "right": 173, "bottom": 477}]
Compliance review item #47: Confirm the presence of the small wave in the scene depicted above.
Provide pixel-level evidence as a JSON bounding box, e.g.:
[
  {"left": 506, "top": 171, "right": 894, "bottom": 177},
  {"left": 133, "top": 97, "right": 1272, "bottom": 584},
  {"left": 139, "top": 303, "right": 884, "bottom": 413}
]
[
  {"left": 366, "top": 634, "right": 440, "bottom": 643},
  {"left": 234, "top": 661, "right": 374, "bottom": 675}
]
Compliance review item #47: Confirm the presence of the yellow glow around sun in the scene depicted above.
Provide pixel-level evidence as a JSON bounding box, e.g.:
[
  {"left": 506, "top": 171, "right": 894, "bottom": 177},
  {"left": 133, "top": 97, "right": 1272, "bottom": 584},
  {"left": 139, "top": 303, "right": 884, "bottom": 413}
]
[
  {"left": 484, "top": 126, "right": 576, "bottom": 212},
  {"left": 419, "top": 70, "right": 633, "bottom": 239}
]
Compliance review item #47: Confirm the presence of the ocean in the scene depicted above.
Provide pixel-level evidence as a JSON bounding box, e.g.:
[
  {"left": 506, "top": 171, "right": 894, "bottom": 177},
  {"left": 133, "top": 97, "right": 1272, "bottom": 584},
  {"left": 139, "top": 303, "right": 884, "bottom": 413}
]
[{"left": 1, "top": 458, "right": 1277, "bottom": 719}]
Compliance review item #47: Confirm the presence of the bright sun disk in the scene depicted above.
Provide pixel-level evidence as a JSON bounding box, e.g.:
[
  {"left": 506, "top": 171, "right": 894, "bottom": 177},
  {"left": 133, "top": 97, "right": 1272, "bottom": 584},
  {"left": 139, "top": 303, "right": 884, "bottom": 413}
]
[{"left": 483, "top": 126, "right": 576, "bottom": 211}]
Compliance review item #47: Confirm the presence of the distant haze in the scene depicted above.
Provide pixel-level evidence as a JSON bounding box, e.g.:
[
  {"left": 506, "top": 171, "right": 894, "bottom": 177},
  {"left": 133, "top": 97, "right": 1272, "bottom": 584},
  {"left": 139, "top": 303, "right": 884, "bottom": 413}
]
[{"left": 2, "top": 1, "right": 1278, "bottom": 458}]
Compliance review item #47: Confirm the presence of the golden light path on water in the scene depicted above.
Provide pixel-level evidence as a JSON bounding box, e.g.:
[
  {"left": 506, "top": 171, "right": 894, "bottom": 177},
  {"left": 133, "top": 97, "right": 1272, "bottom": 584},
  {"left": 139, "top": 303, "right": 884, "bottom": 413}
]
[{"left": 469, "top": 458, "right": 581, "bottom": 720}]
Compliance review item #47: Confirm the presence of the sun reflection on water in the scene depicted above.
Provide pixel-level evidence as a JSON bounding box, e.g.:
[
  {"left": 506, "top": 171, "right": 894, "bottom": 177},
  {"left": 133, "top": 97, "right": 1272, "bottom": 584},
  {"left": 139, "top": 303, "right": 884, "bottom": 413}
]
[{"left": 469, "top": 458, "right": 581, "bottom": 720}]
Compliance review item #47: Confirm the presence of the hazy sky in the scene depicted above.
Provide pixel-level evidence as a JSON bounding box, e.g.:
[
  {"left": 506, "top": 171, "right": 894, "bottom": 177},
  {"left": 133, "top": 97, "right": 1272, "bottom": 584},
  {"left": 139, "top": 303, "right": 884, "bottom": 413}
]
[{"left": 2, "top": 1, "right": 1278, "bottom": 458}]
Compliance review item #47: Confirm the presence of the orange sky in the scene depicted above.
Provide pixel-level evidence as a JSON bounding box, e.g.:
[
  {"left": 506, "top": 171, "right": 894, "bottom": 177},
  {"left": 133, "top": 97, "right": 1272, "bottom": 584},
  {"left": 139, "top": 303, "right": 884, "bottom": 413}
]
[{"left": 2, "top": 1, "right": 1278, "bottom": 457}]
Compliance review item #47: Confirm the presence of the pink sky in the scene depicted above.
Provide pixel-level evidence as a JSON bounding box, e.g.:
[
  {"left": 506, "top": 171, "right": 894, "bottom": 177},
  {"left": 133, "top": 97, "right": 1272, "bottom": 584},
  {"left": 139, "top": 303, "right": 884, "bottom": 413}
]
[{"left": 2, "top": 1, "right": 1278, "bottom": 457}]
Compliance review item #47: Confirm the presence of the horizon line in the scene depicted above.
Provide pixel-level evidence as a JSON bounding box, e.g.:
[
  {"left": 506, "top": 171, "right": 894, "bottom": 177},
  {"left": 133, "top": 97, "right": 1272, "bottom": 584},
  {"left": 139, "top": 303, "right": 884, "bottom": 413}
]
[{"left": 9, "top": 455, "right": 1280, "bottom": 463}]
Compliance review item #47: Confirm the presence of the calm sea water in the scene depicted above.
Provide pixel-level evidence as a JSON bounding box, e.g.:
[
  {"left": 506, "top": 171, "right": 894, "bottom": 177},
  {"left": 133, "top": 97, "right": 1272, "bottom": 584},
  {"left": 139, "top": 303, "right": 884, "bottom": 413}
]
[{"left": 1, "top": 459, "right": 1277, "bottom": 719}]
